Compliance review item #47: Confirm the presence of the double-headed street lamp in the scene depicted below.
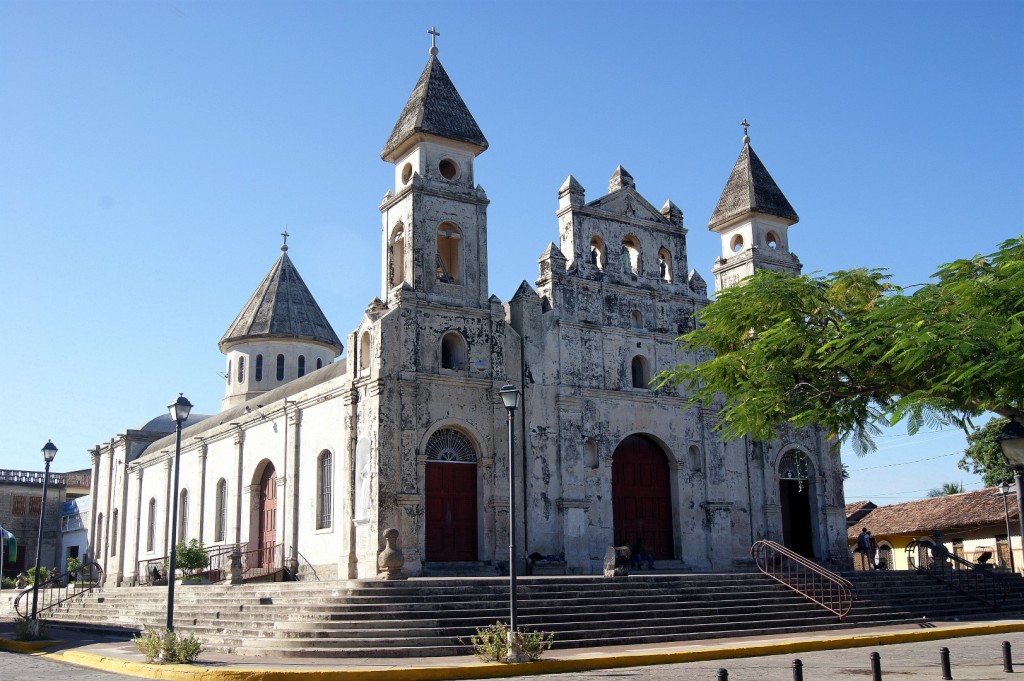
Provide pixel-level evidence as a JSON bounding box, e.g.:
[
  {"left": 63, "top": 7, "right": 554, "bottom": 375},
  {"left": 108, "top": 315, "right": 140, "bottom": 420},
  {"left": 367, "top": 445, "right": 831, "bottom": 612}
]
[
  {"left": 30, "top": 440, "right": 58, "bottom": 636},
  {"left": 498, "top": 383, "right": 526, "bottom": 663},
  {"left": 996, "top": 418, "right": 1024, "bottom": 573},
  {"left": 165, "top": 393, "right": 192, "bottom": 632}
]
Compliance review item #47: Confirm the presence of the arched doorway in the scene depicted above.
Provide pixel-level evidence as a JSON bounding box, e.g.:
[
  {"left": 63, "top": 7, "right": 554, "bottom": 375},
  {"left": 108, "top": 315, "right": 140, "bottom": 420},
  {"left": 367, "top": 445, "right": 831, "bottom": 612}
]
[
  {"left": 778, "top": 450, "right": 815, "bottom": 558},
  {"left": 612, "top": 435, "right": 673, "bottom": 559},
  {"left": 257, "top": 463, "right": 277, "bottom": 568},
  {"left": 424, "top": 428, "right": 478, "bottom": 561}
]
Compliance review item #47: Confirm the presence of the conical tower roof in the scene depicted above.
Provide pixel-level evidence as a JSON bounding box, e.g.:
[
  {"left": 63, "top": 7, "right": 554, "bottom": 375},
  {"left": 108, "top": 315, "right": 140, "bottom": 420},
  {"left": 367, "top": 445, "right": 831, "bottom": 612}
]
[
  {"left": 708, "top": 142, "right": 798, "bottom": 230},
  {"left": 381, "top": 54, "right": 488, "bottom": 162},
  {"left": 219, "top": 244, "right": 342, "bottom": 354}
]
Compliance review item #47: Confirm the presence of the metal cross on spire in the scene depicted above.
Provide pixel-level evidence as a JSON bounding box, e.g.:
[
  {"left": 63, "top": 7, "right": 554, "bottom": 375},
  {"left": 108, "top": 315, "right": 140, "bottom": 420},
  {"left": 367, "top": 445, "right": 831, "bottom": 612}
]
[
  {"left": 428, "top": 26, "right": 440, "bottom": 56},
  {"left": 281, "top": 229, "right": 289, "bottom": 252},
  {"left": 740, "top": 118, "right": 750, "bottom": 143}
]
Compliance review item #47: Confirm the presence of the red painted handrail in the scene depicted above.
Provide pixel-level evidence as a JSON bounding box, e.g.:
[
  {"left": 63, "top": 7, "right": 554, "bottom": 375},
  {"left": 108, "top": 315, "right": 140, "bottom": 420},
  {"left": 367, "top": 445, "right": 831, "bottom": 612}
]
[{"left": 751, "top": 539, "right": 856, "bottom": 620}]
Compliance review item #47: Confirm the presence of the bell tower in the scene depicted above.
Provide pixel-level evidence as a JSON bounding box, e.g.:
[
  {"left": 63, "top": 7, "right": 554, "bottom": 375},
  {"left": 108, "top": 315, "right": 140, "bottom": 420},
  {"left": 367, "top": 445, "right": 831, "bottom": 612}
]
[
  {"left": 379, "top": 29, "right": 490, "bottom": 309},
  {"left": 709, "top": 121, "right": 802, "bottom": 292}
]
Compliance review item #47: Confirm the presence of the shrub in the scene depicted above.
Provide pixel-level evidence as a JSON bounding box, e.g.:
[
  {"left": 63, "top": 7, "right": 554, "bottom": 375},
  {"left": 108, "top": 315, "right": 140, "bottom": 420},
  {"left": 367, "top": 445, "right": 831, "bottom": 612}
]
[
  {"left": 65, "top": 556, "right": 83, "bottom": 580},
  {"left": 1, "top": 576, "right": 16, "bottom": 589},
  {"left": 14, "top": 616, "right": 47, "bottom": 641},
  {"left": 174, "top": 540, "right": 210, "bottom": 579},
  {"left": 133, "top": 627, "right": 204, "bottom": 664},
  {"left": 460, "top": 621, "right": 554, "bottom": 663},
  {"left": 23, "top": 566, "right": 49, "bottom": 586}
]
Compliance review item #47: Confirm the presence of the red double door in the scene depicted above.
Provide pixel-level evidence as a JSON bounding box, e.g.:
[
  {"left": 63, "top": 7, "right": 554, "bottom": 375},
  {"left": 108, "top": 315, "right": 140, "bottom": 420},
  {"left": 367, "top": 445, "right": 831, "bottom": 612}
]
[
  {"left": 612, "top": 435, "right": 674, "bottom": 560},
  {"left": 258, "top": 464, "right": 277, "bottom": 567},
  {"left": 424, "top": 462, "right": 477, "bottom": 561}
]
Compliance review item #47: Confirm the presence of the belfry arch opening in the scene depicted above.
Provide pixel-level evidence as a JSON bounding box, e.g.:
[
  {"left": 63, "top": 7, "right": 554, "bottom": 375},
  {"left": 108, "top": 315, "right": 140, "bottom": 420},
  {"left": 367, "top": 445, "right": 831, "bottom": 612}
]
[
  {"left": 436, "top": 222, "right": 462, "bottom": 284},
  {"left": 390, "top": 223, "right": 406, "bottom": 287}
]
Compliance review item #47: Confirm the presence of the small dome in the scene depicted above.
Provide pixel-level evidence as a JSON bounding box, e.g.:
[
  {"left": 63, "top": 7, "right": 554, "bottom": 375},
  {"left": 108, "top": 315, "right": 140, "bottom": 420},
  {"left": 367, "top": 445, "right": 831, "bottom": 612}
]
[{"left": 135, "top": 412, "right": 208, "bottom": 433}]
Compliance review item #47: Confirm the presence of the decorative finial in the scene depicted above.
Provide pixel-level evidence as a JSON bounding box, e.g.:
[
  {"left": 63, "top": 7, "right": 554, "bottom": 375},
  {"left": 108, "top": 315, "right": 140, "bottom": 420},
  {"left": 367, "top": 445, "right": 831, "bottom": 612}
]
[
  {"left": 428, "top": 26, "right": 440, "bottom": 56},
  {"left": 281, "top": 229, "right": 289, "bottom": 252},
  {"left": 741, "top": 118, "right": 750, "bottom": 145}
]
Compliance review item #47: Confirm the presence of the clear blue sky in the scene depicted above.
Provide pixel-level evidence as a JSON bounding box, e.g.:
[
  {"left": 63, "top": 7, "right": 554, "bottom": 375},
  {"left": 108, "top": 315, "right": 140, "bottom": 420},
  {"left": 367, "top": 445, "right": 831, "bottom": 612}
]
[{"left": 2, "top": 1, "right": 1021, "bottom": 506}]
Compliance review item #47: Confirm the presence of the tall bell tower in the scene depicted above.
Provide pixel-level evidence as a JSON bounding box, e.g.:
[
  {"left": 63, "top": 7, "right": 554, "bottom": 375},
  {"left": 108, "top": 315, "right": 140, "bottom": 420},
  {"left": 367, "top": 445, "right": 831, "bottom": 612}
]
[
  {"left": 709, "top": 121, "right": 802, "bottom": 292},
  {"left": 378, "top": 29, "right": 490, "bottom": 309}
]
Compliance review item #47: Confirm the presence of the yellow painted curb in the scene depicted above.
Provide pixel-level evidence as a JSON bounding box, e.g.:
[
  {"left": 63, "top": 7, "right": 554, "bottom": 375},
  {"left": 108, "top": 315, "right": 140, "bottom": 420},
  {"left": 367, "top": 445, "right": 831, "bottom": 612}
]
[
  {"left": 48, "top": 621, "right": 1024, "bottom": 681},
  {"left": 0, "top": 637, "right": 65, "bottom": 653}
]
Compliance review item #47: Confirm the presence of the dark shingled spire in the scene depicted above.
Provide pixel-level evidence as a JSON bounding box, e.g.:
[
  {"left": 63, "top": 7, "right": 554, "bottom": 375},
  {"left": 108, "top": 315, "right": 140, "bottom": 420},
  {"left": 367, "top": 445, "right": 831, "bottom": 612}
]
[
  {"left": 708, "top": 143, "right": 799, "bottom": 230},
  {"left": 381, "top": 55, "right": 488, "bottom": 162},
  {"left": 219, "top": 250, "right": 342, "bottom": 353}
]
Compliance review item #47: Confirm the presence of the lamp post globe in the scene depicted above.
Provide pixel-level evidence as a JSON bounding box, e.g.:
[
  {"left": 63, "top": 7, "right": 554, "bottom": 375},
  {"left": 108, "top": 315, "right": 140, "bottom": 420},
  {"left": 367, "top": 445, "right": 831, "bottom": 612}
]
[
  {"left": 165, "top": 393, "right": 192, "bottom": 632},
  {"left": 30, "top": 440, "right": 57, "bottom": 636}
]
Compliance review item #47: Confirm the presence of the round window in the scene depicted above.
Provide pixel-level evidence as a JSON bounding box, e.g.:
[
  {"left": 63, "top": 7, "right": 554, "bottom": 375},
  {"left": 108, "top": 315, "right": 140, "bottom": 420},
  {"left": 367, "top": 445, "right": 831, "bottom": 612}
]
[
  {"left": 401, "top": 163, "right": 413, "bottom": 184},
  {"left": 766, "top": 231, "right": 779, "bottom": 249},
  {"left": 730, "top": 235, "right": 744, "bottom": 253},
  {"left": 438, "top": 158, "right": 457, "bottom": 180}
]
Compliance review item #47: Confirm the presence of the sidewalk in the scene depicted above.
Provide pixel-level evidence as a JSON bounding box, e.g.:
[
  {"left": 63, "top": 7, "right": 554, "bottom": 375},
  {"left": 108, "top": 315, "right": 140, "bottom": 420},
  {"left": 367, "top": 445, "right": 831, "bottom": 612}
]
[{"left": 3, "top": 619, "right": 1024, "bottom": 681}]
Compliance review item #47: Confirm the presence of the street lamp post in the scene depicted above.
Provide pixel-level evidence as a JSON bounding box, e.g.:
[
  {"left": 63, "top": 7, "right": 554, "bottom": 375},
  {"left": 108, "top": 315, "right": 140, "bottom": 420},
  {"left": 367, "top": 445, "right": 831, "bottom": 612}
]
[
  {"left": 30, "top": 440, "right": 57, "bottom": 636},
  {"left": 998, "top": 482, "right": 1015, "bottom": 572},
  {"left": 166, "top": 394, "right": 193, "bottom": 632},
  {"left": 996, "top": 417, "right": 1024, "bottom": 574},
  {"left": 498, "top": 383, "right": 526, "bottom": 663}
]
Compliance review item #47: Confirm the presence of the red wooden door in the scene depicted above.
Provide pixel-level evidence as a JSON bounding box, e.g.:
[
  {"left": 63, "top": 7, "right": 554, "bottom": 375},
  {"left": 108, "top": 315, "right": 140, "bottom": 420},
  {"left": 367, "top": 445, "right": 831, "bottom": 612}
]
[
  {"left": 612, "top": 435, "right": 673, "bottom": 559},
  {"left": 258, "top": 464, "right": 277, "bottom": 568},
  {"left": 424, "top": 462, "right": 477, "bottom": 561}
]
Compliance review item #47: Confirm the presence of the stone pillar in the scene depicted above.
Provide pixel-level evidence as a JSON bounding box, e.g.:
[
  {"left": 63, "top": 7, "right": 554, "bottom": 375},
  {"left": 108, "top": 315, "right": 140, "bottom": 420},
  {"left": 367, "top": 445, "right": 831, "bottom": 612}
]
[
  {"left": 377, "top": 528, "right": 407, "bottom": 580},
  {"left": 197, "top": 442, "right": 208, "bottom": 545},
  {"left": 233, "top": 428, "right": 245, "bottom": 546}
]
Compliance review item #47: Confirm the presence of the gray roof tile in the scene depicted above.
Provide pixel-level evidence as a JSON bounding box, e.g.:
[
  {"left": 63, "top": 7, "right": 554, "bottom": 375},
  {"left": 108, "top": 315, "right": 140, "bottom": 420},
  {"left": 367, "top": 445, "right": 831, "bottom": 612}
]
[
  {"left": 219, "top": 250, "right": 342, "bottom": 353},
  {"left": 381, "top": 55, "right": 488, "bottom": 161},
  {"left": 708, "top": 143, "right": 798, "bottom": 230}
]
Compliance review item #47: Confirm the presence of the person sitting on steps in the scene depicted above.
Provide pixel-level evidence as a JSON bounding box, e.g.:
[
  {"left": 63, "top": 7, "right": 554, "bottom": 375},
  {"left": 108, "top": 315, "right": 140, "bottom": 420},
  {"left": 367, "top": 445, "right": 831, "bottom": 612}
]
[{"left": 631, "top": 539, "right": 654, "bottom": 570}]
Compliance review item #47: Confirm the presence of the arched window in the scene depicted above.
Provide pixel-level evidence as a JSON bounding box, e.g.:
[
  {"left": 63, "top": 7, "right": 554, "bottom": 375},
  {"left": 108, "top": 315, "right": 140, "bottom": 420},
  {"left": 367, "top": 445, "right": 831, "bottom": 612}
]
[
  {"left": 631, "top": 355, "right": 649, "bottom": 389},
  {"left": 688, "top": 444, "right": 701, "bottom": 472},
  {"left": 440, "top": 332, "right": 467, "bottom": 370},
  {"left": 390, "top": 223, "right": 406, "bottom": 287},
  {"left": 237, "top": 356, "right": 245, "bottom": 383},
  {"left": 317, "top": 451, "right": 333, "bottom": 529},
  {"left": 298, "top": 355, "right": 306, "bottom": 377},
  {"left": 436, "top": 222, "right": 462, "bottom": 284},
  {"left": 146, "top": 498, "right": 156, "bottom": 552},
  {"left": 178, "top": 489, "right": 189, "bottom": 542},
  {"left": 425, "top": 428, "right": 476, "bottom": 462},
  {"left": 658, "top": 247, "right": 672, "bottom": 282},
  {"left": 590, "top": 236, "right": 606, "bottom": 271},
  {"left": 359, "top": 332, "right": 371, "bottom": 372},
  {"left": 255, "top": 354, "right": 263, "bottom": 382},
  {"left": 214, "top": 479, "right": 227, "bottom": 542},
  {"left": 584, "top": 439, "right": 599, "bottom": 469},
  {"left": 316, "top": 358, "right": 323, "bottom": 370},
  {"left": 111, "top": 509, "right": 118, "bottom": 556},
  {"left": 621, "top": 235, "right": 641, "bottom": 277},
  {"left": 276, "top": 354, "right": 285, "bottom": 381},
  {"left": 630, "top": 310, "right": 643, "bottom": 329}
]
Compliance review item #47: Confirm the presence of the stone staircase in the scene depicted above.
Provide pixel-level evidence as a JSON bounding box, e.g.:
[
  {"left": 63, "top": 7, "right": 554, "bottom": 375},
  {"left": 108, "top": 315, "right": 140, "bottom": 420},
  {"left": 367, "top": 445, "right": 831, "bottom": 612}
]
[{"left": 43, "top": 570, "right": 1024, "bottom": 658}]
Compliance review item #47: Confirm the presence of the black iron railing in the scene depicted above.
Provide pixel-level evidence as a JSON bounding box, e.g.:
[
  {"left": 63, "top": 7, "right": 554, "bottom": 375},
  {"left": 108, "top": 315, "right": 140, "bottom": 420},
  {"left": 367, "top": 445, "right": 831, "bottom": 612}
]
[
  {"left": 907, "top": 540, "right": 1009, "bottom": 610},
  {"left": 752, "top": 539, "right": 856, "bottom": 620},
  {"left": 14, "top": 561, "right": 104, "bottom": 619}
]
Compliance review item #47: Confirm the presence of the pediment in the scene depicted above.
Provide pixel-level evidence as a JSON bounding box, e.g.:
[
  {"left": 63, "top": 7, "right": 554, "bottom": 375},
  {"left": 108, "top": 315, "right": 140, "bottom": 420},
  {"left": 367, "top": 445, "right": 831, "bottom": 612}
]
[{"left": 587, "top": 188, "right": 669, "bottom": 224}]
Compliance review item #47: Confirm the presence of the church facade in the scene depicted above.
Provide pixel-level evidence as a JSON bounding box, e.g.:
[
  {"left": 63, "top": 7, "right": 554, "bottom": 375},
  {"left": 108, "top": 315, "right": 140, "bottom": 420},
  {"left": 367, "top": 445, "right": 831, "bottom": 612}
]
[{"left": 87, "top": 46, "right": 847, "bottom": 585}]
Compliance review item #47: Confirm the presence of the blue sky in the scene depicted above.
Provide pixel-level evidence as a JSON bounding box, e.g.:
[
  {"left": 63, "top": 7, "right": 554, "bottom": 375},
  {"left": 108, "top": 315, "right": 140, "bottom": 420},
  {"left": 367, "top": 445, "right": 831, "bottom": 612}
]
[{"left": 1, "top": 1, "right": 1020, "bottom": 505}]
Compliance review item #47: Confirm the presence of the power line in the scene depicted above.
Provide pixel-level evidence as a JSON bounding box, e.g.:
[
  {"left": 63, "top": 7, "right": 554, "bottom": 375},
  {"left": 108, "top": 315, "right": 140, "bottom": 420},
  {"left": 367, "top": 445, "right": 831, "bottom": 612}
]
[{"left": 846, "top": 451, "right": 960, "bottom": 472}]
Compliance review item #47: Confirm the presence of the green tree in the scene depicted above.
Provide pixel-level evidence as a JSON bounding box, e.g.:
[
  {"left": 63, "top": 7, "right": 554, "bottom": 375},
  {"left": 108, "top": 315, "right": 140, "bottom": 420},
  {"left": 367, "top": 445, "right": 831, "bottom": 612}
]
[
  {"left": 926, "top": 481, "right": 965, "bottom": 497},
  {"left": 174, "top": 540, "right": 209, "bottom": 579},
  {"left": 958, "top": 417, "right": 1014, "bottom": 486},
  {"left": 656, "top": 238, "right": 1024, "bottom": 453}
]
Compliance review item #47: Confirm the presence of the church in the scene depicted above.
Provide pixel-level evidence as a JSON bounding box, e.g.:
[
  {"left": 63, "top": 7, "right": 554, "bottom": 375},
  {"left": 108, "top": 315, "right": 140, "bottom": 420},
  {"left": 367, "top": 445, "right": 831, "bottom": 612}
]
[{"left": 86, "top": 41, "right": 848, "bottom": 585}]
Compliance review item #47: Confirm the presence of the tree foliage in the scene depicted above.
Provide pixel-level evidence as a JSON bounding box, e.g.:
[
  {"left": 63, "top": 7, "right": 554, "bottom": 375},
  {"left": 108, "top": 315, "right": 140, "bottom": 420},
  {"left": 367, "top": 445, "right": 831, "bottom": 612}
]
[
  {"left": 656, "top": 238, "right": 1024, "bottom": 452},
  {"left": 926, "top": 481, "right": 965, "bottom": 497},
  {"left": 958, "top": 417, "right": 1015, "bottom": 486}
]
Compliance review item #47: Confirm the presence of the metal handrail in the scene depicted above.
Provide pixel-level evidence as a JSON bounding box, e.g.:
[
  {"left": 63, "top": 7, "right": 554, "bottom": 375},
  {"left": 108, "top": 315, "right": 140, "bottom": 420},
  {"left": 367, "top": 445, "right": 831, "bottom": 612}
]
[
  {"left": 751, "top": 539, "right": 856, "bottom": 620},
  {"left": 291, "top": 550, "right": 321, "bottom": 582},
  {"left": 137, "top": 542, "right": 244, "bottom": 585},
  {"left": 907, "top": 540, "right": 1009, "bottom": 610},
  {"left": 14, "top": 561, "right": 104, "bottom": 619},
  {"left": 229, "top": 542, "right": 285, "bottom": 583}
]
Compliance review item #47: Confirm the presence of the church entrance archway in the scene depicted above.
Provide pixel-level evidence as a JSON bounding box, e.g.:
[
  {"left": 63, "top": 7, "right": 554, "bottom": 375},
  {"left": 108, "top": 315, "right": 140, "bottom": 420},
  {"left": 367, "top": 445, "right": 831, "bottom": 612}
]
[
  {"left": 424, "top": 428, "right": 478, "bottom": 562},
  {"left": 778, "top": 450, "right": 815, "bottom": 558},
  {"left": 257, "top": 463, "right": 277, "bottom": 568},
  {"left": 612, "top": 434, "right": 673, "bottom": 560}
]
